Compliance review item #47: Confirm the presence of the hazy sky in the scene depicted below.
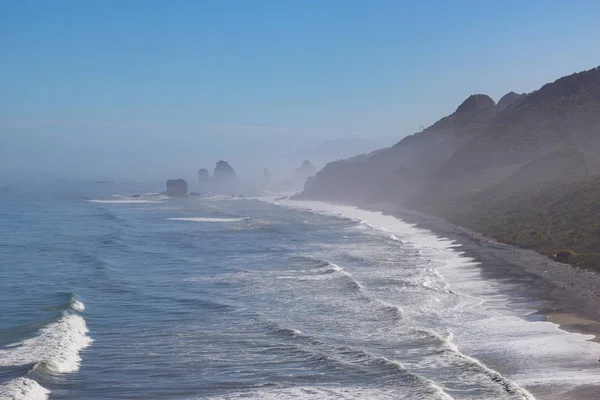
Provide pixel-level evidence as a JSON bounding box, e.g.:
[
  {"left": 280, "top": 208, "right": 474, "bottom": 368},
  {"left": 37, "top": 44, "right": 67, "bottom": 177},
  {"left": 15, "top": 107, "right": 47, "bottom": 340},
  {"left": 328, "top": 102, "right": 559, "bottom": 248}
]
[{"left": 1, "top": 0, "right": 599, "bottom": 181}]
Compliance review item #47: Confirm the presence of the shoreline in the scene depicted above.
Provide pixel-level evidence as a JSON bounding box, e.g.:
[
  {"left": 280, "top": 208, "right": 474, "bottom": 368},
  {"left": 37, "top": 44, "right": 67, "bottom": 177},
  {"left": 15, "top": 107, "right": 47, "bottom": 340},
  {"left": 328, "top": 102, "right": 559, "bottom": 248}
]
[
  {"left": 359, "top": 203, "right": 600, "bottom": 399},
  {"left": 362, "top": 203, "right": 600, "bottom": 342}
]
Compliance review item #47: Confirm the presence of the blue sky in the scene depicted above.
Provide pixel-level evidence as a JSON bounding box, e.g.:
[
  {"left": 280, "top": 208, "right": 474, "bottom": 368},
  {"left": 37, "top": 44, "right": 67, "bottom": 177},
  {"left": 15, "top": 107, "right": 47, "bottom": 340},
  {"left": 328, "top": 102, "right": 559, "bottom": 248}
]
[{"left": 1, "top": 0, "right": 600, "bottom": 180}]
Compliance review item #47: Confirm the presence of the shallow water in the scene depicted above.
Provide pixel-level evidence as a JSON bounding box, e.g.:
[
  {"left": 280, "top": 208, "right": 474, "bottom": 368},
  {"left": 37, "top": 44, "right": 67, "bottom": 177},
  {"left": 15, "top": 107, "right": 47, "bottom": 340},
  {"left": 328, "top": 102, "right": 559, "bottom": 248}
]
[{"left": 1, "top": 181, "right": 599, "bottom": 399}]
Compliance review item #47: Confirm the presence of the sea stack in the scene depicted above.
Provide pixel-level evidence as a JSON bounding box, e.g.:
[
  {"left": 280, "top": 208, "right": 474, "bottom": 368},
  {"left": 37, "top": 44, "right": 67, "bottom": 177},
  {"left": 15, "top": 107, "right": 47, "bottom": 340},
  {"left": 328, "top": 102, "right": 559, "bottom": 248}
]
[
  {"left": 273, "top": 160, "right": 317, "bottom": 192},
  {"left": 165, "top": 179, "right": 188, "bottom": 196},
  {"left": 213, "top": 160, "right": 238, "bottom": 183},
  {"left": 198, "top": 168, "right": 211, "bottom": 184},
  {"left": 296, "top": 160, "right": 317, "bottom": 177}
]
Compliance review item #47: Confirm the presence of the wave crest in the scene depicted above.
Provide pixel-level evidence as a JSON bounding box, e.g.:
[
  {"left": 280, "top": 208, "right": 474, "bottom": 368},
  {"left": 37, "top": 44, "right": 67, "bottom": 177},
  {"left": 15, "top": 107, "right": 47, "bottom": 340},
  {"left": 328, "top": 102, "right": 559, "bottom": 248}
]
[
  {"left": 0, "top": 297, "right": 92, "bottom": 399},
  {"left": 0, "top": 377, "right": 49, "bottom": 400}
]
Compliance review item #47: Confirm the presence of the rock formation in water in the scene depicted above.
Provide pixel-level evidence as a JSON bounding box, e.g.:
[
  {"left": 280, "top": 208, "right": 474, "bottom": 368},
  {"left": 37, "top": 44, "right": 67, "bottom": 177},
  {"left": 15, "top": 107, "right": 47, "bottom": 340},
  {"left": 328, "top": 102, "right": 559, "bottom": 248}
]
[
  {"left": 198, "top": 168, "right": 211, "bottom": 184},
  {"left": 274, "top": 160, "right": 317, "bottom": 192},
  {"left": 297, "top": 160, "right": 317, "bottom": 175},
  {"left": 165, "top": 179, "right": 188, "bottom": 196},
  {"left": 213, "top": 160, "right": 238, "bottom": 183},
  {"left": 298, "top": 65, "right": 600, "bottom": 270}
]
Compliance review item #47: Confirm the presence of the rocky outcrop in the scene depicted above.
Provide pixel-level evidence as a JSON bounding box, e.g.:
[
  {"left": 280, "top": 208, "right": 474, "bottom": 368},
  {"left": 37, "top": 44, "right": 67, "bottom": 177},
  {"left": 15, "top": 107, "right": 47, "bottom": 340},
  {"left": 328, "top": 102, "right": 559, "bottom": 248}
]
[
  {"left": 213, "top": 160, "right": 237, "bottom": 182},
  {"left": 198, "top": 168, "right": 211, "bottom": 183},
  {"left": 165, "top": 179, "right": 188, "bottom": 196}
]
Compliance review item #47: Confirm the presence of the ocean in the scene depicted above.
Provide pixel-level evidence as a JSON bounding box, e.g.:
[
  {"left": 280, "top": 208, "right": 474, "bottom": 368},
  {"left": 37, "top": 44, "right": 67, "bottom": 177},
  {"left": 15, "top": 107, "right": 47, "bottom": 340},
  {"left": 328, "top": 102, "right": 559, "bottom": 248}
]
[{"left": 1, "top": 180, "right": 600, "bottom": 400}]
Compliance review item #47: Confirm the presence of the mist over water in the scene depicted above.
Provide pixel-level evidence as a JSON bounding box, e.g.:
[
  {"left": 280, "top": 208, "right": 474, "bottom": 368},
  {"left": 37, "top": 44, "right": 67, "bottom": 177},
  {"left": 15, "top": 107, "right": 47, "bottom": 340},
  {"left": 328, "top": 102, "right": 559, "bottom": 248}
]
[{"left": 1, "top": 182, "right": 599, "bottom": 399}]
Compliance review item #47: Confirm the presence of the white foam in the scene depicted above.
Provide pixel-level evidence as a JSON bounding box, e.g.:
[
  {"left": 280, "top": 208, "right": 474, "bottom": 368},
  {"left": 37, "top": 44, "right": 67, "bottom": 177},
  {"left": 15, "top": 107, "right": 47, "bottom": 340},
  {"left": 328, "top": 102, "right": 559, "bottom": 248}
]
[
  {"left": 0, "top": 378, "right": 49, "bottom": 400},
  {"left": 88, "top": 199, "right": 162, "bottom": 204},
  {"left": 168, "top": 217, "right": 247, "bottom": 223},
  {"left": 389, "top": 234, "right": 403, "bottom": 243},
  {"left": 206, "top": 386, "right": 450, "bottom": 400},
  {"left": 71, "top": 299, "right": 85, "bottom": 312},
  {"left": 261, "top": 197, "right": 600, "bottom": 393},
  {"left": 0, "top": 312, "right": 93, "bottom": 374}
]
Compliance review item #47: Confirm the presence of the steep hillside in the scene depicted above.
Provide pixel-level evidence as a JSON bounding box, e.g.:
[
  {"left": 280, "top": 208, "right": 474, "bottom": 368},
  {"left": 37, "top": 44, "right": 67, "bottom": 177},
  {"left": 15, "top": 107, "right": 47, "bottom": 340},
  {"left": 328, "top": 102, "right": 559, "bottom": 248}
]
[
  {"left": 298, "top": 66, "right": 600, "bottom": 270},
  {"left": 302, "top": 94, "right": 497, "bottom": 202},
  {"left": 445, "top": 175, "right": 600, "bottom": 271},
  {"left": 442, "top": 67, "right": 600, "bottom": 176}
]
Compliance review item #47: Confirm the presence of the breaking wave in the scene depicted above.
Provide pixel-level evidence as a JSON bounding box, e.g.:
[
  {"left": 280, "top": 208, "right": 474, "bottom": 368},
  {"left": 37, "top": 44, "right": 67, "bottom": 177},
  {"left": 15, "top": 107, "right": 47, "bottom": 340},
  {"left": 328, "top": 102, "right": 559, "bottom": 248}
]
[
  {"left": 0, "top": 295, "right": 92, "bottom": 399},
  {"left": 168, "top": 217, "right": 249, "bottom": 223}
]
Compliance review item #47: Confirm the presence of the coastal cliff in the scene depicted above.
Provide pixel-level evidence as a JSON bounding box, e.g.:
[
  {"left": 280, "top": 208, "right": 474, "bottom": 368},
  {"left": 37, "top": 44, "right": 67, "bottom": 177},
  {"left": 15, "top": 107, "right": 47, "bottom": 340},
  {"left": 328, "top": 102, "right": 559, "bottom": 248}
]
[{"left": 298, "top": 66, "right": 600, "bottom": 270}]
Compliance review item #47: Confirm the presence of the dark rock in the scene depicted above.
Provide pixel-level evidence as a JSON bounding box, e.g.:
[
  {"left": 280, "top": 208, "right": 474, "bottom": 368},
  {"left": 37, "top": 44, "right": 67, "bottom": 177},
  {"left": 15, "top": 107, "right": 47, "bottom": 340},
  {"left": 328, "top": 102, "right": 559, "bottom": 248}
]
[
  {"left": 553, "top": 249, "right": 580, "bottom": 264},
  {"left": 189, "top": 192, "right": 202, "bottom": 196},
  {"left": 130, "top": 194, "right": 141, "bottom": 198},
  {"left": 213, "top": 160, "right": 238, "bottom": 182},
  {"left": 165, "top": 179, "right": 188, "bottom": 196},
  {"left": 198, "top": 168, "right": 211, "bottom": 183}
]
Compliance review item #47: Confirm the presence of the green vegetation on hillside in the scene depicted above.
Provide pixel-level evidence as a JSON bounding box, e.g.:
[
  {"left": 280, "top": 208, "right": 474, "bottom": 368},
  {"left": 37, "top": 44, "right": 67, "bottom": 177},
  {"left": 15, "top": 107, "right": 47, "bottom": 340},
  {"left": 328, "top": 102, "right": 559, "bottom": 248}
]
[{"left": 444, "top": 176, "right": 600, "bottom": 271}]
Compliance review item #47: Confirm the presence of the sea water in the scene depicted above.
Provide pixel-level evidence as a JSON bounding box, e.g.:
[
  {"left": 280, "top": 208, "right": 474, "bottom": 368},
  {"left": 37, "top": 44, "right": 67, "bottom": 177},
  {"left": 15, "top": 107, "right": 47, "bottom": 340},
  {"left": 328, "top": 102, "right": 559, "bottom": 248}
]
[{"left": 1, "top": 180, "right": 600, "bottom": 399}]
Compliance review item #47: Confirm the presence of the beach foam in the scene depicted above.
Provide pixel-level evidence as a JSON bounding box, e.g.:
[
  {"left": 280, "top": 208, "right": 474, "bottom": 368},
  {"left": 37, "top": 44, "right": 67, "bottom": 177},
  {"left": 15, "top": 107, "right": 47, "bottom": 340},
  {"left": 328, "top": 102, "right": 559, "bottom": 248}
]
[
  {"left": 261, "top": 197, "right": 600, "bottom": 394},
  {"left": 168, "top": 217, "right": 248, "bottom": 222},
  {"left": 0, "top": 378, "right": 49, "bottom": 400},
  {"left": 88, "top": 199, "right": 162, "bottom": 204},
  {"left": 0, "top": 312, "right": 92, "bottom": 374},
  {"left": 0, "top": 298, "right": 92, "bottom": 399}
]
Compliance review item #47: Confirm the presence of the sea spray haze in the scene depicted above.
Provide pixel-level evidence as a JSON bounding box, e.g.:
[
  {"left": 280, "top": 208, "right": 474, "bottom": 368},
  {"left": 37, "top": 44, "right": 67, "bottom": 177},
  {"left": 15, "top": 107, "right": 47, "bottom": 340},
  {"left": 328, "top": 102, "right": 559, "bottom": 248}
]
[{"left": 1, "top": 182, "right": 600, "bottom": 398}]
